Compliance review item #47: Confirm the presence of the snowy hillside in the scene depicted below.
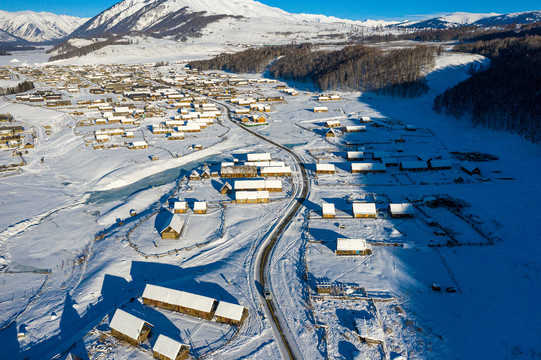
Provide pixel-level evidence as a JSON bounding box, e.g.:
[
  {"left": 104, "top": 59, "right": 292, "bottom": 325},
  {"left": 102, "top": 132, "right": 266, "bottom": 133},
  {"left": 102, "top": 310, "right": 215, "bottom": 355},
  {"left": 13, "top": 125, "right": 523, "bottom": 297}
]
[{"left": 0, "top": 10, "right": 87, "bottom": 43}]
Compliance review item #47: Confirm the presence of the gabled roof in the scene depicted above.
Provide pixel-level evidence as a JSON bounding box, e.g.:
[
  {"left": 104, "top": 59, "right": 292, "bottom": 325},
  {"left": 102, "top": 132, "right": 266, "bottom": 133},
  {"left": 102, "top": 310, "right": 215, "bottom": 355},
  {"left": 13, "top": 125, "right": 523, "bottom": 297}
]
[
  {"left": 109, "top": 309, "right": 149, "bottom": 341},
  {"left": 153, "top": 334, "right": 186, "bottom": 359},
  {"left": 352, "top": 203, "right": 377, "bottom": 215},
  {"left": 143, "top": 284, "right": 216, "bottom": 313},
  {"left": 214, "top": 301, "right": 245, "bottom": 322},
  {"left": 337, "top": 238, "right": 369, "bottom": 251},
  {"left": 389, "top": 203, "right": 415, "bottom": 215},
  {"left": 161, "top": 212, "right": 184, "bottom": 234}
]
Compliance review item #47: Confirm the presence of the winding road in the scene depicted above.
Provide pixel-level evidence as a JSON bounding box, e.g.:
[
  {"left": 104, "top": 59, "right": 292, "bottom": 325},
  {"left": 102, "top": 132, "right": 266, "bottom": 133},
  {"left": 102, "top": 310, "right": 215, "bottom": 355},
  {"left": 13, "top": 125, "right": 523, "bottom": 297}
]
[{"left": 214, "top": 101, "right": 309, "bottom": 360}]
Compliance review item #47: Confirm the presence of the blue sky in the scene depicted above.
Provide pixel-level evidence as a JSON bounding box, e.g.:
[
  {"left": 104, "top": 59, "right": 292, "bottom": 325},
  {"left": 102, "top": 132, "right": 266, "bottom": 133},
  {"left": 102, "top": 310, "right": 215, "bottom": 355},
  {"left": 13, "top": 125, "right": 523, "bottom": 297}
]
[{"left": 1, "top": 0, "right": 539, "bottom": 20}]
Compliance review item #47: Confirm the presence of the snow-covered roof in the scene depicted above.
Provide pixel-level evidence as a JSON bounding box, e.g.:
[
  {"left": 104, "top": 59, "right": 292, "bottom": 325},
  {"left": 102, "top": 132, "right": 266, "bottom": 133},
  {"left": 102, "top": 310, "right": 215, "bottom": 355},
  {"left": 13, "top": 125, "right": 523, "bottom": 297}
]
[
  {"left": 194, "top": 202, "right": 207, "bottom": 211},
  {"left": 214, "top": 301, "right": 245, "bottom": 322},
  {"left": 325, "top": 120, "right": 341, "bottom": 126},
  {"left": 337, "top": 238, "right": 369, "bottom": 251},
  {"left": 260, "top": 166, "right": 292, "bottom": 174},
  {"left": 161, "top": 213, "right": 184, "bottom": 234},
  {"left": 247, "top": 153, "right": 271, "bottom": 162},
  {"left": 429, "top": 159, "right": 452, "bottom": 168},
  {"left": 153, "top": 335, "right": 185, "bottom": 359},
  {"left": 236, "top": 191, "right": 269, "bottom": 200},
  {"left": 345, "top": 125, "right": 366, "bottom": 131},
  {"left": 389, "top": 203, "right": 415, "bottom": 215},
  {"left": 355, "top": 318, "right": 384, "bottom": 342},
  {"left": 322, "top": 203, "right": 335, "bottom": 215},
  {"left": 234, "top": 180, "right": 281, "bottom": 190},
  {"left": 400, "top": 160, "right": 428, "bottom": 169},
  {"left": 109, "top": 309, "right": 147, "bottom": 341},
  {"left": 347, "top": 151, "right": 364, "bottom": 158},
  {"left": 351, "top": 163, "right": 386, "bottom": 171},
  {"left": 352, "top": 203, "right": 377, "bottom": 215},
  {"left": 174, "top": 201, "right": 187, "bottom": 209},
  {"left": 461, "top": 161, "right": 480, "bottom": 172},
  {"left": 142, "top": 284, "right": 216, "bottom": 313},
  {"left": 130, "top": 140, "right": 148, "bottom": 147},
  {"left": 316, "top": 164, "right": 335, "bottom": 171}
]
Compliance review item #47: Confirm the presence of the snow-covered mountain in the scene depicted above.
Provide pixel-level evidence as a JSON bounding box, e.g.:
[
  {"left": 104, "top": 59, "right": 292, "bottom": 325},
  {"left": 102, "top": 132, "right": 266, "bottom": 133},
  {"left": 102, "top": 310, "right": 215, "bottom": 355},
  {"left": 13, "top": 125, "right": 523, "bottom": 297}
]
[
  {"left": 70, "top": 0, "right": 394, "bottom": 40},
  {"left": 0, "top": 10, "right": 87, "bottom": 43},
  {"left": 398, "top": 10, "right": 541, "bottom": 29},
  {"left": 400, "top": 12, "right": 500, "bottom": 29},
  {"left": 472, "top": 10, "right": 541, "bottom": 27}
]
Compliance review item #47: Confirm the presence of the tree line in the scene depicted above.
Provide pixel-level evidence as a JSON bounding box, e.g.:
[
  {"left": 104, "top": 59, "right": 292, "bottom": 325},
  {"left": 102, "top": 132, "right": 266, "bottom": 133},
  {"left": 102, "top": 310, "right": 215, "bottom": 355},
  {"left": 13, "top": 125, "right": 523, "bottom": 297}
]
[
  {"left": 48, "top": 37, "right": 131, "bottom": 62},
  {"left": 433, "top": 35, "right": 541, "bottom": 143},
  {"left": 0, "top": 81, "right": 35, "bottom": 96},
  {"left": 190, "top": 43, "right": 439, "bottom": 97}
]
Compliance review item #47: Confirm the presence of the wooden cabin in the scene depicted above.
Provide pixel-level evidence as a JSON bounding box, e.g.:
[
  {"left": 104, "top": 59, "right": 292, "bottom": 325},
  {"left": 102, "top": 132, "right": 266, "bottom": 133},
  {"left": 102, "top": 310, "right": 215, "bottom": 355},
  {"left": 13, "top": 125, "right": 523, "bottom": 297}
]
[
  {"left": 326, "top": 129, "right": 337, "bottom": 138},
  {"left": 109, "top": 309, "right": 152, "bottom": 346},
  {"left": 316, "top": 164, "right": 336, "bottom": 174},
  {"left": 193, "top": 202, "right": 207, "bottom": 214},
  {"left": 355, "top": 318, "right": 384, "bottom": 345},
  {"left": 153, "top": 335, "right": 190, "bottom": 360},
  {"left": 189, "top": 170, "right": 200, "bottom": 181},
  {"left": 400, "top": 161, "right": 428, "bottom": 172},
  {"left": 322, "top": 203, "right": 336, "bottom": 218},
  {"left": 314, "top": 106, "right": 328, "bottom": 113},
  {"left": 428, "top": 159, "right": 452, "bottom": 170},
  {"left": 220, "top": 165, "right": 258, "bottom": 178},
  {"left": 214, "top": 301, "right": 249, "bottom": 326},
  {"left": 260, "top": 166, "right": 292, "bottom": 177},
  {"left": 142, "top": 284, "right": 217, "bottom": 320},
  {"left": 345, "top": 125, "right": 366, "bottom": 133},
  {"left": 352, "top": 203, "right": 377, "bottom": 218},
  {"left": 325, "top": 120, "right": 341, "bottom": 128},
  {"left": 235, "top": 191, "right": 269, "bottom": 204},
  {"left": 173, "top": 201, "right": 188, "bottom": 213},
  {"left": 336, "top": 238, "right": 372, "bottom": 256},
  {"left": 351, "top": 163, "right": 386, "bottom": 174},
  {"left": 220, "top": 182, "right": 233, "bottom": 195},
  {"left": 347, "top": 151, "right": 365, "bottom": 161},
  {"left": 160, "top": 213, "right": 184, "bottom": 239},
  {"left": 389, "top": 203, "right": 415, "bottom": 218},
  {"left": 461, "top": 162, "right": 481, "bottom": 175}
]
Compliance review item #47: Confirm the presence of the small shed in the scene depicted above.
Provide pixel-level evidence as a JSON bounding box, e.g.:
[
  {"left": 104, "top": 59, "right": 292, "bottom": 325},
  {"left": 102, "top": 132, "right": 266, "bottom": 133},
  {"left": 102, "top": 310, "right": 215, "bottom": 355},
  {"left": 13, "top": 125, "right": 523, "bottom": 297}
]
[
  {"left": 345, "top": 125, "right": 366, "bottom": 133},
  {"left": 214, "top": 301, "right": 249, "bottom": 326},
  {"left": 189, "top": 170, "right": 200, "bottom": 180},
  {"left": 314, "top": 106, "right": 328, "bottom": 113},
  {"left": 336, "top": 238, "right": 372, "bottom": 256},
  {"left": 352, "top": 203, "right": 377, "bottom": 218},
  {"left": 322, "top": 203, "right": 336, "bottom": 218},
  {"left": 316, "top": 164, "right": 336, "bottom": 174},
  {"left": 173, "top": 201, "right": 188, "bottom": 213},
  {"left": 326, "top": 129, "right": 337, "bottom": 138},
  {"left": 109, "top": 309, "right": 152, "bottom": 346},
  {"left": 193, "top": 202, "right": 207, "bottom": 214},
  {"left": 220, "top": 182, "right": 233, "bottom": 195},
  {"left": 153, "top": 335, "right": 190, "bottom": 360},
  {"left": 461, "top": 162, "right": 481, "bottom": 175},
  {"left": 325, "top": 120, "right": 341, "bottom": 128},
  {"left": 389, "top": 203, "right": 415, "bottom": 218},
  {"left": 355, "top": 318, "right": 384, "bottom": 345},
  {"left": 160, "top": 213, "right": 184, "bottom": 239}
]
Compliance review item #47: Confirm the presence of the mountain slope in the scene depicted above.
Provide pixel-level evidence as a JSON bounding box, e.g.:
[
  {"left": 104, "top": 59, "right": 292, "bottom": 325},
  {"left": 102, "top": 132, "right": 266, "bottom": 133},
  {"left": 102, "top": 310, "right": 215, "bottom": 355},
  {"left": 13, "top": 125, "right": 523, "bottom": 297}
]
[
  {"left": 472, "top": 10, "right": 541, "bottom": 26},
  {"left": 0, "top": 10, "right": 87, "bottom": 43},
  {"left": 401, "top": 12, "right": 499, "bottom": 29}
]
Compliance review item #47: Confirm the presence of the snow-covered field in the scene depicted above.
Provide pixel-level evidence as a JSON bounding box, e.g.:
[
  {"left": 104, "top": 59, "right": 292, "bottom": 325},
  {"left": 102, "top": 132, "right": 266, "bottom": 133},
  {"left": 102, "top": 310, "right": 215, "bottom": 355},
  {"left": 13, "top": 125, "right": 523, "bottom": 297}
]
[{"left": 0, "top": 48, "right": 539, "bottom": 360}]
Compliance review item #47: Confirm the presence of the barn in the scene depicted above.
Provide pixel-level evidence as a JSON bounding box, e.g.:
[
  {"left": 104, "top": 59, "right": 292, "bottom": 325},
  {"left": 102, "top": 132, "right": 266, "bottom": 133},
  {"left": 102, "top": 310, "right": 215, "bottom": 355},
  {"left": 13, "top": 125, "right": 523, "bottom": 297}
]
[
  {"left": 153, "top": 335, "right": 190, "bottom": 360},
  {"left": 316, "top": 164, "right": 336, "bottom": 174},
  {"left": 400, "top": 161, "right": 428, "bottom": 171},
  {"left": 109, "top": 309, "right": 152, "bottom": 346},
  {"left": 389, "top": 203, "right": 415, "bottom": 218},
  {"left": 336, "top": 238, "right": 372, "bottom": 256},
  {"left": 351, "top": 163, "right": 386, "bottom": 174},
  {"left": 142, "top": 284, "right": 217, "bottom": 320},
  {"left": 428, "top": 159, "right": 452, "bottom": 170},
  {"left": 160, "top": 213, "right": 184, "bottom": 239},
  {"left": 214, "top": 301, "right": 249, "bottom": 326},
  {"left": 352, "top": 203, "right": 377, "bottom": 218},
  {"left": 220, "top": 165, "right": 258, "bottom": 178},
  {"left": 347, "top": 151, "right": 365, "bottom": 161},
  {"left": 260, "top": 166, "right": 292, "bottom": 177},
  {"left": 322, "top": 203, "right": 336, "bottom": 218}
]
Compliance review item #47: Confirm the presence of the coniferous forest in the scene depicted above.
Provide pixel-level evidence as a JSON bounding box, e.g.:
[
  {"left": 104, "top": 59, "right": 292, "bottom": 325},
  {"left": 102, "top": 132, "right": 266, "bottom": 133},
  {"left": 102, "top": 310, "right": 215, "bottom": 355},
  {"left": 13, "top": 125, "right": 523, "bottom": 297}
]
[
  {"left": 190, "top": 44, "right": 439, "bottom": 97},
  {"left": 434, "top": 35, "right": 541, "bottom": 143}
]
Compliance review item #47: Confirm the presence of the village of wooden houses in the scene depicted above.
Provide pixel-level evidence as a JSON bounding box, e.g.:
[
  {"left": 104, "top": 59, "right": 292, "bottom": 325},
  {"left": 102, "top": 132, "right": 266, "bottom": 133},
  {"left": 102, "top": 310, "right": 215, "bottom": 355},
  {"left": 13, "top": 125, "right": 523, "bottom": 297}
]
[{"left": 0, "top": 60, "right": 508, "bottom": 360}]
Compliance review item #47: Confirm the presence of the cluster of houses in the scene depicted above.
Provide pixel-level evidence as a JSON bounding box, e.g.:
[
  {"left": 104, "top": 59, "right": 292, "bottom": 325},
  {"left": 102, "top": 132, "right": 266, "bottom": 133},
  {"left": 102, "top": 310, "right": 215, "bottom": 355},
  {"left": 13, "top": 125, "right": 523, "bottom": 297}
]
[
  {"left": 320, "top": 202, "right": 415, "bottom": 218},
  {"left": 0, "top": 114, "right": 33, "bottom": 150},
  {"left": 108, "top": 284, "right": 248, "bottom": 358}
]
